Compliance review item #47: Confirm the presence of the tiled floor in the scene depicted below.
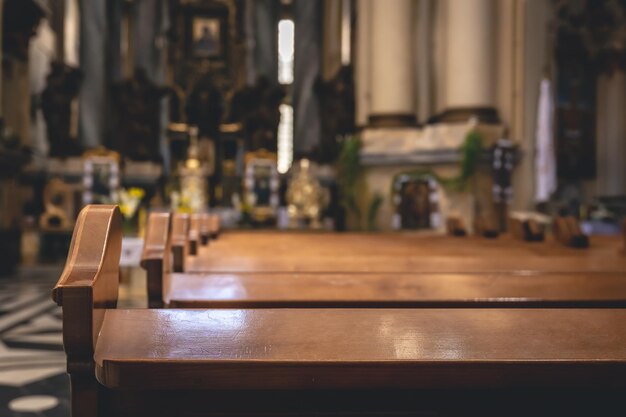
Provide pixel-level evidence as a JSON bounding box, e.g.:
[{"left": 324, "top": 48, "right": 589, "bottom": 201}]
[{"left": 0, "top": 265, "right": 146, "bottom": 417}]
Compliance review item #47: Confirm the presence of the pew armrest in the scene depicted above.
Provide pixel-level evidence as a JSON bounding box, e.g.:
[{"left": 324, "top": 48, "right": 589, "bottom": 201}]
[
  {"left": 141, "top": 212, "right": 171, "bottom": 308},
  {"left": 171, "top": 213, "right": 190, "bottom": 272},
  {"left": 52, "top": 205, "right": 122, "bottom": 375}
]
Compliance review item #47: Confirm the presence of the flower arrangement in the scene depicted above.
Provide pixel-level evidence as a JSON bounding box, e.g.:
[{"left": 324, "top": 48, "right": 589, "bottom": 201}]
[{"left": 112, "top": 187, "right": 145, "bottom": 234}]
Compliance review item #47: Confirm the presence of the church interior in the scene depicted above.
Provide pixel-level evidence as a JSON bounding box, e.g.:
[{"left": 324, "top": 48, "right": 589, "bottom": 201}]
[{"left": 1, "top": 0, "right": 626, "bottom": 415}]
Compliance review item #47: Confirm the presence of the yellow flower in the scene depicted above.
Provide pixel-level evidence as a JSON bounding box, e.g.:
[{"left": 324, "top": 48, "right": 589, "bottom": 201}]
[{"left": 128, "top": 188, "right": 145, "bottom": 199}]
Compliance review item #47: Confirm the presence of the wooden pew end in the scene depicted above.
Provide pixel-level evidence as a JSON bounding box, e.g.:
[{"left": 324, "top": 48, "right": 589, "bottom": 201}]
[{"left": 446, "top": 216, "right": 467, "bottom": 237}]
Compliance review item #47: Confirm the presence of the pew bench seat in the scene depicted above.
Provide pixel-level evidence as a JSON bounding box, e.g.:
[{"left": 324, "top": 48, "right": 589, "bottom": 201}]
[
  {"left": 184, "top": 234, "right": 626, "bottom": 273},
  {"left": 95, "top": 308, "right": 626, "bottom": 391},
  {"left": 163, "top": 271, "right": 626, "bottom": 308}
]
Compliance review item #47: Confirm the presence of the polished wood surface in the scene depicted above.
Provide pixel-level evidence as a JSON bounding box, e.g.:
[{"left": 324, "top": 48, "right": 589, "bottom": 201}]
[
  {"left": 165, "top": 271, "right": 626, "bottom": 308},
  {"left": 141, "top": 212, "right": 171, "bottom": 308},
  {"left": 170, "top": 213, "right": 189, "bottom": 272},
  {"left": 189, "top": 214, "right": 202, "bottom": 255},
  {"left": 184, "top": 231, "right": 626, "bottom": 273},
  {"left": 95, "top": 308, "right": 626, "bottom": 390},
  {"left": 209, "top": 214, "right": 221, "bottom": 238},
  {"left": 52, "top": 205, "right": 122, "bottom": 417},
  {"left": 56, "top": 207, "right": 626, "bottom": 416},
  {"left": 199, "top": 213, "right": 210, "bottom": 245}
]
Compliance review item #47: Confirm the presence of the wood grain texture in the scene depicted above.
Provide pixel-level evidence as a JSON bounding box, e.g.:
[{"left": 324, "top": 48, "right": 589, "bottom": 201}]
[
  {"left": 141, "top": 212, "right": 171, "bottom": 308},
  {"left": 165, "top": 271, "right": 626, "bottom": 308},
  {"left": 184, "top": 232, "right": 626, "bottom": 273},
  {"left": 95, "top": 308, "right": 626, "bottom": 390},
  {"left": 51, "top": 205, "right": 122, "bottom": 417}
]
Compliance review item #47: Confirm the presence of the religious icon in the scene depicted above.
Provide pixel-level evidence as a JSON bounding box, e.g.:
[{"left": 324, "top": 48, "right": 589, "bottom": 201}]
[
  {"left": 192, "top": 18, "right": 221, "bottom": 58},
  {"left": 392, "top": 175, "right": 440, "bottom": 231},
  {"left": 82, "top": 149, "right": 120, "bottom": 205},
  {"left": 243, "top": 150, "right": 279, "bottom": 224}
]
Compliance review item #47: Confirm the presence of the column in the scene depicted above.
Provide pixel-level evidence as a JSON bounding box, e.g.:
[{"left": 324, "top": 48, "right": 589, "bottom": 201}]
[
  {"left": 443, "top": 0, "right": 498, "bottom": 123},
  {"left": 79, "top": 0, "right": 107, "bottom": 147},
  {"left": 368, "top": 0, "right": 415, "bottom": 127},
  {"left": 293, "top": 0, "right": 322, "bottom": 153}
]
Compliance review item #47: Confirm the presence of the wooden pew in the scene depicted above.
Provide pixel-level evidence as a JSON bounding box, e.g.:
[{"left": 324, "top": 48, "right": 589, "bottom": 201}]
[
  {"left": 170, "top": 213, "right": 189, "bottom": 273},
  {"left": 188, "top": 214, "right": 201, "bottom": 255},
  {"left": 142, "top": 215, "right": 626, "bottom": 308},
  {"left": 140, "top": 212, "right": 171, "bottom": 308},
  {"left": 162, "top": 271, "right": 626, "bottom": 308},
  {"left": 199, "top": 213, "right": 210, "bottom": 245},
  {"left": 52, "top": 205, "right": 122, "bottom": 417},
  {"left": 54, "top": 207, "right": 626, "bottom": 416},
  {"left": 209, "top": 213, "right": 221, "bottom": 239},
  {"left": 554, "top": 215, "right": 589, "bottom": 248},
  {"left": 183, "top": 231, "right": 626, "bottom": 274}
]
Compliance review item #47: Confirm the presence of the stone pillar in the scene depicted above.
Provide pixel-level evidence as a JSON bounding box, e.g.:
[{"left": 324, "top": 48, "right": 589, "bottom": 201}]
[
  {"left": 368, "top": 0, "right": 416, "bottom": 127},
  {"left": 293, "top": 0, "right": 322, "bottom": 154},
  {"left": 79, "top": 0, "right": 107, "bottom": 147},
  {"left": 443, "top": 0, "right": 498, "bottom": 123}
]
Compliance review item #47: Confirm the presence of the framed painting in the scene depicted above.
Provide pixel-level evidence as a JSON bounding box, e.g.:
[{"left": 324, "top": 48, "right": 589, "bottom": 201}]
[{"left": 185, "top": 7, "right": 228, "bottom": 61}]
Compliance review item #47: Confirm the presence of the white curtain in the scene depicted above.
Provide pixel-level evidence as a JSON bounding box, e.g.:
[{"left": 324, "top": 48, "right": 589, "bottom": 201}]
[{"left": 534, "top": 77, "right": 557, "bottom": 203}]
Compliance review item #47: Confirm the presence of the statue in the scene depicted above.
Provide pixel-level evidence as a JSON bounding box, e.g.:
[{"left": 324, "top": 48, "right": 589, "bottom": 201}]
[
  {"left": 111, "top": 68, "right": 170, "bottom": 162},
  {"left": 230, "top": 76, "right": 285, "bottom": 152},
  {"left": 2, "top": 0, "right": 45, "bottom": 61},
  {"left": 41, "top": 62, "right": 83, "bottom": 158},
  {"left": 314, "top": 65, "right": 356, "bottom": 163},
  {"left": 185, "top": 73, "right": 224, "bottom": 139},
  {"left": 286, "top": 159, "right": 328, "bottom": 229}
]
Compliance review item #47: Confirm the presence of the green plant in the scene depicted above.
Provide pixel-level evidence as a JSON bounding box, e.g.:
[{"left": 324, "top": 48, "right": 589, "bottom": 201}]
[
  {"left": 337, "top": 136, "right": 384, "bottom": 231},
  {"left": 390, "top": 130, "right": 484, "bottom": 196}
]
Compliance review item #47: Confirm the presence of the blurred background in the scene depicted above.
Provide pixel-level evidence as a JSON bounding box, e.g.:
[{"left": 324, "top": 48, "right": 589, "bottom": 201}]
[{"left": 0, "top": 0, "right": 625, "bottom": 270}]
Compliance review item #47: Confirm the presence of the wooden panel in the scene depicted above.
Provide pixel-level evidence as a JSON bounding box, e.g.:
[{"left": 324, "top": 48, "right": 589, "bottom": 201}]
[
  {"left": 171, "top": 213, "right": 190, "bottom": 272},
  {"left": 189, "top": 214, "right": 201, "bottom": 255},
  {"left": 52, "top": 205, "right": 122, "bottom": 352},
  {"left": 95, "top": 308, "right": 626, "bottom": 390},
  {"left": 141, "top": 212, "right": 171, "bottom": 308},
  {"left": 199, "top": 213, "right": 210, "bottom": 245},
  {"left": 165, "top": 271, "right": 626, "bottom": 308},
  {"left": 184, "top": 232, "right": 626, "bottom": 273},
  {"left": 51, "top": 205, "right": 122, "bottom": 417},
  {"left": 209, "top": 214, "right": 221, "bottom": 238}
]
